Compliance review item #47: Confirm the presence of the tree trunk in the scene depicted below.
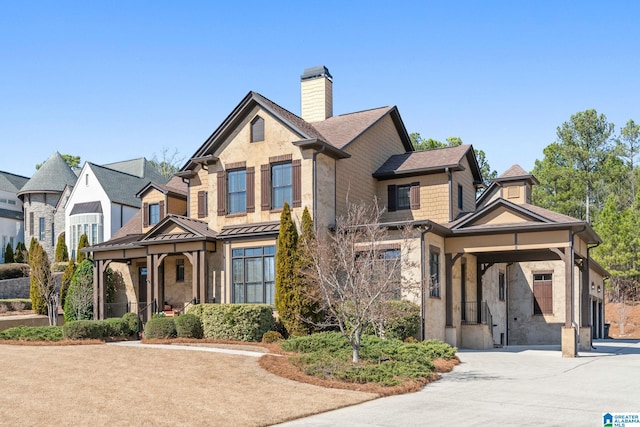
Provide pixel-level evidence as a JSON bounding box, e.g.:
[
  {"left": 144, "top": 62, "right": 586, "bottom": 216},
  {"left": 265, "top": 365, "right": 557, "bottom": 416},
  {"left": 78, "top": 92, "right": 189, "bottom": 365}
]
[{"left": 351, "top": 331, "right": 361, "bottom": 363}]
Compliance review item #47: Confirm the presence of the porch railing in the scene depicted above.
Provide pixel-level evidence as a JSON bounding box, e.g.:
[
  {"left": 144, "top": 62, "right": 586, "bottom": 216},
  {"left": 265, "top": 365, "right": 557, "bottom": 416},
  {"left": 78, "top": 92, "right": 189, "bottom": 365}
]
[{"left": 462, "top": 301, "right": 494, "bottom": 335}]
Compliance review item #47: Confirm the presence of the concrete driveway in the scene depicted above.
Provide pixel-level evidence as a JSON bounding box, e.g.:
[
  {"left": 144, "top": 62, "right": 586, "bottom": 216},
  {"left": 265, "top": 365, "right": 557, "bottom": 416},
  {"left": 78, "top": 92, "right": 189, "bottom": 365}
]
[{"left": 276, "top": 340, "right": 640, "bottom": 427}]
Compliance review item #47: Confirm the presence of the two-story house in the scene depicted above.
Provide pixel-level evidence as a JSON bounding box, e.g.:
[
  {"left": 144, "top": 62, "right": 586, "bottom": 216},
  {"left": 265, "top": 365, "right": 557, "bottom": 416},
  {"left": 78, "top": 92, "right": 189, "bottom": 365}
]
[{"left": 88, "top": 66, "right": 606, "bottom": 357}]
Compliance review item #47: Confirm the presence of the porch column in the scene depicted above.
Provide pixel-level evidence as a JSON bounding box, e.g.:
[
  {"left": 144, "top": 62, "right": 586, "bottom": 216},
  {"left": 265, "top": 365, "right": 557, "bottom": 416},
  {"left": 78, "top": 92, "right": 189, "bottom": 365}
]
[
  {"left": 93, "top": 260, "right": 109, "bottom": 320},
  {"left": 199, "top": 250, "right": 207, "bottom": 304},
  {"left": 445, "top": 254, "right": 454, "bottom": 327},
  {"left": 562, "top": 246, "right": 577, "bottom": 357},
  {"left": 146, "top": 255, "right": 155, "bottom": 320},
  {"left": 153, "top": 254, "right": 167, "bottom": 312},
  {"left": 476, "top": 262, "right": 483, "bottom": 324},
  {"left": 581, "top": 257, "right": 590, "bottom": 328},
  {"left": 185, "top": 251, "right": 201, "bottom": 304}
]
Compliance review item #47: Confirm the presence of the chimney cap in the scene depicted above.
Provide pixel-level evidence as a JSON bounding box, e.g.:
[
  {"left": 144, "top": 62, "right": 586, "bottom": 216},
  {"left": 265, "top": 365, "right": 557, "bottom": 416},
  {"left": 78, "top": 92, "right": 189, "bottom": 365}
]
[{"left": 301, "top": 65, "right": 332, "bottom": 81}]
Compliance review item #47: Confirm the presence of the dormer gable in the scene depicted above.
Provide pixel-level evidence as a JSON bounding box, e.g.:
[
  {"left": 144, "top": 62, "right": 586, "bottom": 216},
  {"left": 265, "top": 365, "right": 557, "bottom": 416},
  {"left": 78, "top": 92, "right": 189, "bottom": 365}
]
[{"left": 477, "top": 164, "right": 539, "bottom": 208}]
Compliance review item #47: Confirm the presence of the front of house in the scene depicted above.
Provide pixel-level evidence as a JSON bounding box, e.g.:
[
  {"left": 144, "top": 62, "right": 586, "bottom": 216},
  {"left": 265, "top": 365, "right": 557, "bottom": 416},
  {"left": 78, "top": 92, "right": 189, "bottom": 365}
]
[{"left": 88, "top": 66, "right": 606, "bottom": 356}]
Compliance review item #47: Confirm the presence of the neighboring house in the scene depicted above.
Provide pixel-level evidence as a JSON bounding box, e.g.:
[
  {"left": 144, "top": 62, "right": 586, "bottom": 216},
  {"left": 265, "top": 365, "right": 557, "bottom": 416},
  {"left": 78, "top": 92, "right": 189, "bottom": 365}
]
[
  {"left": 64, "top": 158, "right": 167, "bottom": 260},
  {"left": 88, "top": 66, "right": 606, "bottom": 357},
  {"left": 0, "top": 171, "right": 29, "bottom": 262},
  {"left": 18, "top": 152, "right": 78, "bottom": 261}
]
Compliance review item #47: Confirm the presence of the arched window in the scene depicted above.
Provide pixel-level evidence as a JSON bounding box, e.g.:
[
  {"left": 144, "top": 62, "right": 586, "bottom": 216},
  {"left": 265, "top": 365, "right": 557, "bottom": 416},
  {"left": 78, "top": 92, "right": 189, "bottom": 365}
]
[{"left": 251, "top": 116, "right": 264, "bottom": 142}]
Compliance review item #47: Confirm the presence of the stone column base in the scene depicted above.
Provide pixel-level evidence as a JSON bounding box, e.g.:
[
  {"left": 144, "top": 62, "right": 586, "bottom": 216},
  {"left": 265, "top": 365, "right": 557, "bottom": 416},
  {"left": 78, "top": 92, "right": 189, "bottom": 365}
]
[
  {"left": 562, "top": 326, "right": 577, "bottom": 357},
  {"left": 578, "top": 326, "right": 592, "bottom": 351}
]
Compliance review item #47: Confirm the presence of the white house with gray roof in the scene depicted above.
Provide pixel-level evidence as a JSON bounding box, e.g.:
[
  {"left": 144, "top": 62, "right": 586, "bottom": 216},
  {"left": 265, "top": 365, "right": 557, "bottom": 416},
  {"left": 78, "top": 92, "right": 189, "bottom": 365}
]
[
  {"left": 0, "top": 170, "right": 29, "bottom": 262},
  {"left": 64, "top": 158, "right": 166, "bottom": 260}
]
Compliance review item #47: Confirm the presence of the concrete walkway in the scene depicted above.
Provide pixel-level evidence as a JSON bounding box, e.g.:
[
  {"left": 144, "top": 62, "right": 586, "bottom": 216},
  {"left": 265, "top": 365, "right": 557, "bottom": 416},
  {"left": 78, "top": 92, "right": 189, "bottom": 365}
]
[
  {"left": 275, "top": 340, "right": 640, "bottom": 427},
  {"left": 107, "top": 340, "right": 275, "bottom": 358}
]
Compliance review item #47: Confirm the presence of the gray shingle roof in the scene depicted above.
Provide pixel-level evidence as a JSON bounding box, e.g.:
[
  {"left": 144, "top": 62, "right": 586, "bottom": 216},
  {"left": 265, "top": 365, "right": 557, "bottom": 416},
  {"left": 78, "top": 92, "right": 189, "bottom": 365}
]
[
  {"left": 0, "top": 171, "right": 29, "bottom": 193},
  {"left": 373, "top": 145, "right": 479, "bottom": 180},
  {"left": 18, "top": 152, "right": 77, "bottom": 195},
  {"left": 0, "top": 208, "right": 23, "bottom": 220},
  {"left": 312, "top": 107, "right": 394, "bottom": 150},
  {"left": 102, "top": 158, "right": 166, "bottom": 184},
  {"left": 88, "top": 159, "right": 165, "bottom": 208},
  {"left": 70, "top": 201, "right": 103, "bottom": 215}
]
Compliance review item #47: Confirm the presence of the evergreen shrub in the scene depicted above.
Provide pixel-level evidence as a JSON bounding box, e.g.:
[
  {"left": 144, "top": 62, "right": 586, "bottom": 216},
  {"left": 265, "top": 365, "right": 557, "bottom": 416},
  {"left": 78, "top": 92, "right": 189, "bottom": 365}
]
[
  {"left": 174, "top": 313, "right": 203, "bottom": 338},
  {"left": 189, "top": 304, "right": 274, "bottom": 342},
  {"left": 144, "top": 317, "right": 177, "bottom": 339}
]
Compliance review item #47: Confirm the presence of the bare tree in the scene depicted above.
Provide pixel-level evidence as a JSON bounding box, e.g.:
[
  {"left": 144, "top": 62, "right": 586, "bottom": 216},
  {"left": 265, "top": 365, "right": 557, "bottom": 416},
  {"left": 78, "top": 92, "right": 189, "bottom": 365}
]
[
  {"left": 150, "top": 146, "right": 186, "bottom": 181},
  {"left": 301, "top": 199, "right": 420, "bottom": 362},
  {"left": 28, "top": 243, "right": 59, "bottom": 326}
]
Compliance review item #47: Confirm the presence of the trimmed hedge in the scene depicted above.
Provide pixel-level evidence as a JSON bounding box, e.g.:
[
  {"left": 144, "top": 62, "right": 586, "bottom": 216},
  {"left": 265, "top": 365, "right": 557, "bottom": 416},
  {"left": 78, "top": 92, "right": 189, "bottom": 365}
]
[
  {"left": 0, "top": 263, "right": 29, "bottom": 280},
  {"left": 122, "top": 312, "right": 141, "bottom": 335},
  {"left": 63, "top": 320, "right": 108, "bottom": 340},
  {"left": 0, "top": 299, "right": 32, "bottom": 312},
  {"left": 144, "top": 317, "right": 177, "bottom": 339},
  {"left": 174, "top": 314, "right": 203, "bottom": 339},
  {"left": 189, "top": 304, "right": 275, "bottom": 342},
  {"left": 0, "top": 325, "right": 63, "bottom": 341}
]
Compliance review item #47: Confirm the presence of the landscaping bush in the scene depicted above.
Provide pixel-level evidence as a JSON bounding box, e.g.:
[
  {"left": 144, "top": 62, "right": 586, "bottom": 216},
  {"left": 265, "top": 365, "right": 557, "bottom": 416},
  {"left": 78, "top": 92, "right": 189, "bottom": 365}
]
[
  {"left": 104, "top": 318, "right": 130, "bottom": 338},
  {"left": 366, "top": 300, "right": 421, "bottom": 341},
  {"left": 51, "top": 262, "right": 68, "bottom": 272},
  {"left": 122, "top": 312, "right": 141, "bottom": 336},
  {"left": 262, "top": 330, "right": 284, "bottom": 343},
  {"left": 283, "top": 332, "right": 456, "bottom": 386},
  {"left": 0, "top": 325, "right": 63, "bottom": 341},
  {"left": 144, "top": 316, "right": 177, "bottom": 339},
  {"left": 0, "top": 299, "right": 32, "bottom": 312},
  {"left": 4, "top": 243, "right": 14, "bottom": 263},
  {"left": 0, "top": 263, "right": 28, "bottom": 280},
  {"left": 189, "top": 304, "right": 274, "bottom": 342},
  {"left": 63, "top": 320, "right": 108, "bottom": 340},
  {"left": 174, "top": 314, "right": 203, "bottom": 339}
]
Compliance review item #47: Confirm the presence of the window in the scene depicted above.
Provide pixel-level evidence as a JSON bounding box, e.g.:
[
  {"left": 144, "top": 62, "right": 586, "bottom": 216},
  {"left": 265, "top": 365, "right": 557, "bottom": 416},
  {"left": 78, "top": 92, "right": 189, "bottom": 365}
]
[
  {"left": 271, "top": 162, "right": 292, "bottom": 209},
  {"left": 397, "top": 185, "right": 411, "bottom": 210},
  {"left": 228, "top": 169, "right": 247, "bottom": 214},
  {"left": 91, "top": 224, "right": 98, "bottom": 246},
  {"left": 85, "top": 174, "right": 89, "bottom": 186},
  {"left": 29, "top": 212, "right": 34, "bottom": 236},
  {"left": 232, "top": 246, "right": 275, "bottom": 304},
  {"left": 387, "top": 182, "right": 420, "bottom": 212},
  {"left": 149, "top": 203, "right": 160, "bottom": 225},
  {"left": 499, "top": 272, "right": 505, "bottom": 301},
  {"left": 251, "top": 116, "right": 264, "bottom": 142},
  {"left": 8, "top": 199, "right": 16, "bottom": 205},
  {"left": 533, "top": 273, "right": 553, "bottom": 314},
  {"left": 51, "top": 223, "right": 55, "bottom": 247},
  {"left": 176, "top": 259, "right": 185, "bottom": 282},
  {"left": 39, "top": 217, "right": 45, "bottom": 241},
  {"left": 429, "top": 248, "right": 440, "bottom": 297},
  {"left": 458, "top": 184, "right": 463, "bottom": 210}
]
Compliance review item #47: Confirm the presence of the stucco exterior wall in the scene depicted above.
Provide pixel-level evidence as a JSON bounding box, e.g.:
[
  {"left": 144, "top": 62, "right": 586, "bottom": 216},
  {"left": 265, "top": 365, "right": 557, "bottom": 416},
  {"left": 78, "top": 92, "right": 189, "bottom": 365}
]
[
  {"left": 423, "top": 233, "right": 446, "bottom": 341},
  {"left": 336, "top": 115, "right": 406, "bottom": 216}
]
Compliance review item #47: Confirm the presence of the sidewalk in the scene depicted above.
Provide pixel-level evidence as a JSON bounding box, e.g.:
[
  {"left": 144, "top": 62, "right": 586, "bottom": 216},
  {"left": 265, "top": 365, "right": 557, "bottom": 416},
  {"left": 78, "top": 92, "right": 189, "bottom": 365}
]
[{"left": 107, "top": 340, "right": 276, "bottom": 358}]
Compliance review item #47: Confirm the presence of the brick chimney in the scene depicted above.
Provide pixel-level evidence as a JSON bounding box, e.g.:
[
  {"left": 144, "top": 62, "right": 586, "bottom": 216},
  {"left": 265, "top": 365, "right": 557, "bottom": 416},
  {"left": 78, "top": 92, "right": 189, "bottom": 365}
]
[{"left": 300, "top": 66, "right": 333, "bottom": 123}]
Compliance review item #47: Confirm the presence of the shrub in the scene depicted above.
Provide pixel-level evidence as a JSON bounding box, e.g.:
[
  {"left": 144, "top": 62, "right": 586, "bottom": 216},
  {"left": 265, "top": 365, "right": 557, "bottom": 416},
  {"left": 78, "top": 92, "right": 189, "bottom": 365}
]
[
  {"left": 0, "top": 263, "right": 28, "bottom": 280},
  {"left": 104, "top": 318, "right": 130, "bottom": 337},
  {"left": 144, "top": 317, "right": 177, "bottom": 339},
  {"left": 261, "top": 330, "right": 284, "bottom": 343},
  {"left": 122, "top": 312, "right": 141, "bottom": 336},
  {"left": 0, "top": 299, "right": 32, "bottom": 312},
  {"left": 366, "top": 300, "right": 421, "bottom": 341},
  {"left": 63, "top": 320, "right": 108, "bottom": 340},
  {"left": 59, "top": 259, "right": 76, "bottom": 308},
  {"left": 282, "top": 331, "right": 351, "bottom": 354},
  {"left": 0, "top": 325, "right": 63, "bottom": 341},
  {"left": 189, "top": 304, "right": 274, "bottom": 342},
  {"left": 64, "top": 259, "right": 94, "bottom": 321},
  {"left": 13, "top": 242, "right": 27, "bottom": 264},
  {"left": 76, "top": 234, "right": 89, "bottom": 263},
  {"left": 174, "top": 314, "right": 203, "bottom": 339},
  {"left": 54, "top": 234, "right": 68, "bottom": 262},
  {"left": 51, "top": 262, "right": 68, "bottom": 272},
  {"left": 4, "top": 243, "right": 14, "bottom": 263}
]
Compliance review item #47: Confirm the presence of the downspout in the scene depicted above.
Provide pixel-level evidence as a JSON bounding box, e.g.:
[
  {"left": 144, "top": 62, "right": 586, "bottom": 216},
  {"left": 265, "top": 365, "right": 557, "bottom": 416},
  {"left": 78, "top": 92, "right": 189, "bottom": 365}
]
[
  {"left": 587, "top": 240, "right": 601, "bottom": 345},
  {"left": 446, "top": 167, "right": 453, "bottom": 222},
  {"left": 420, "top": 224, "right": 432, "bottom": 341}
]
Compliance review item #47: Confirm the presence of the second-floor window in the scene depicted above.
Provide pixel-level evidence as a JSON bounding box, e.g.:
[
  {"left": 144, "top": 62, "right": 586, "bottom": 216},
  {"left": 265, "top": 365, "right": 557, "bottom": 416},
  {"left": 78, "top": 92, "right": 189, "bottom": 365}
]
[
  {"left": 458, "top": 184, "right": 463, "bottom": 210},
  {"left": 228, "top": 169, "right": 247, "bottom": 214},
  {"left": 397, "top": 185, "right": 411, "bottom": 210},
  {"left": 387, "top": 182, "right": 420, "bottom": 212},
  {"left": 39, "top": 217, "right": 45, "bottom": 241},
  {"left": 149, "top": 203, "right": 160, "bottom": 225},
  {"left": 272, "top": 162, "right": 292, "bottom": 209}
]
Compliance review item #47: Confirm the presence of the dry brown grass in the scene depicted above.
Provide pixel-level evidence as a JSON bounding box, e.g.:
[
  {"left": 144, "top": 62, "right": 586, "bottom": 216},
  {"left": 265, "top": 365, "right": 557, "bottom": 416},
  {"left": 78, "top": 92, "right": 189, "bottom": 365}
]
[{"left": 0, "top": 343, "right": 376, "bottom": 426}]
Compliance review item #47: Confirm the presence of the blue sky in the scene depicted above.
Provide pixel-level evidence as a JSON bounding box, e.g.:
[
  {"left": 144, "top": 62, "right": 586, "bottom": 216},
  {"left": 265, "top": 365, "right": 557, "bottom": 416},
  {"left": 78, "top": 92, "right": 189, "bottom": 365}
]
[{"left": 1, "top": 1, "right": 638, "bottom": 178}]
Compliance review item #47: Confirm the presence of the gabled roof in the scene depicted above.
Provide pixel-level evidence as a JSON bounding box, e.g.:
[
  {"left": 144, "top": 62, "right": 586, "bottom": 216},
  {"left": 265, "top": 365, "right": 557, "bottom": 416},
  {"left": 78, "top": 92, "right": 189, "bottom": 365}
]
[
  {"left": 373, "top": 144, "right": 482, "bottom": 183},
  {"left": 139, "top": 214, "right": 217, "bottom": 244},
  {"left": 476, "top": 164, "right": 539, "bottom": 206},
  {"left": 448, "top": 198, "right": 600, "bottom": 244},
  {"left": 102, "top": 158, "right": 166, "bottom": 183},
  {"left": 111, "top": 210, "right": 142, "bottom": 239},
  {"left": 18, "top": 152, "right": 77, "bottom": 195},
  {"left": 182, "top": 92, "right": 410, "bottom": 172},
  {"left": 87, "top": 160, "right": 164, "bottom": 208},
  {"left": 0, "top": 171, "right": 29, "bottom": 193},
  {"left": 136, "top": 176, "right": 187, "bottom": 199},
  {"left": 70, "top": 201, "right": 102, "bottom": 215}
]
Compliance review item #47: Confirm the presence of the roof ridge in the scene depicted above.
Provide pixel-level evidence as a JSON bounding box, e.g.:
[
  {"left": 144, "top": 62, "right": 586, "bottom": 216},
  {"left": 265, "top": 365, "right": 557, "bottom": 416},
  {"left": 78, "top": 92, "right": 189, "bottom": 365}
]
[{"left": 328, "top": 106, "right": 392, "bottom": 118}]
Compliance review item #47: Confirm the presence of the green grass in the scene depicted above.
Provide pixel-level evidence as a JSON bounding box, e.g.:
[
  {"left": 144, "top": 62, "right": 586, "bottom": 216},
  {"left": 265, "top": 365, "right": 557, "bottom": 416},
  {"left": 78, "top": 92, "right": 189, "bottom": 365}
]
[
  {"left": 0, "top": 325, "right": 64, "bottom": 341},
  {"left": 281, "top": 332, "right": 457, "bottom": 386}
]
